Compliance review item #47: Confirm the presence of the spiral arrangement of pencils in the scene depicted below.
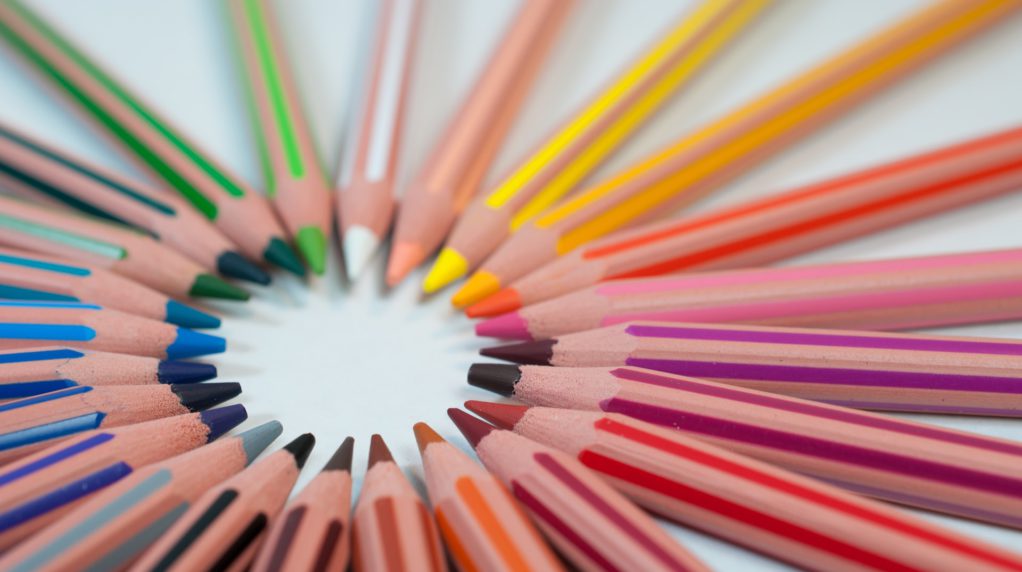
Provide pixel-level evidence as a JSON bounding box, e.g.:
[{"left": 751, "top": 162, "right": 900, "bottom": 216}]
[{"left": 0, "top": 0, "right": 1020, "bottom": 570}]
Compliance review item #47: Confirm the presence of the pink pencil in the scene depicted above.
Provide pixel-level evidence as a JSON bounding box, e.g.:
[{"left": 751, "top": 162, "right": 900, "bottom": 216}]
[{"left": 478, "top": 248, "right": 1022, "bottom": 339}]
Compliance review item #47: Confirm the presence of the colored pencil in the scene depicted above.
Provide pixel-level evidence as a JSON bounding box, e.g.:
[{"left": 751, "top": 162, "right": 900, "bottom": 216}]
[
  {"left": 352, "top": 434, "right": 446, "bottom": 572},
  {"left": 131, "top": 433, "right": 314, "bottom": 572},
  {"left": 470, "top": 125, "right": 1022, "bottom": 316},
  {"left": 0, "top": 195, "right": 249, "bottom": 301},
  {"left": 0, "top": 247, "right": 220, "bottom": 329},
  {"left": 448, "top": 408, "right": 709, "bottom": 571},
  {"left": 413, "top": 422, "right": 564, "bottom": 572},
  {"left": 0, "top": 421, "right": 281, "bottom": 572},
  {"left": 0, "top": 383, "right": 240, "bottom": 464},
  {"left": 453, "top": 0, "right": 1022, "bottom": 308},
  {"left": 0, "top": 404, "right": 246, "bottom": 550},
  {"left": 0, "top": 301, "right": 225, "bottom": 359},
  {"left": 477, "top": 248, "right": 1022, "bottom": 337},
  {"left": 468, "top": 364, "right": 1022, "bottom": 529},
  {"left": 226, "top": 0, "right": 332, "bottom": 275},
  {"left": 252, "top": 437, "right": 353, "bottom": 572},
  {"left": 0, "top": 347, "right": 216, "bottom": 400},
  {"left": 0, "top": 0, "right": 305, "bottom": 276},
  {"left": 477, "top": 321, "right": 1022, "bottom": 416},
  {"left": 0, "top": 121, "right": 269, "bottom": 285},
  {"left": 337, "top": 0, "right": 421, "bottom": 280},
  {"left": 469, "top": 401, "right": 1022, "bottom": 571},
  {"left": 385, "top": 0, "right": 573, "bottom": 286},
  {"left": 425, "top": 0, "right": 771, "bottom": 294}
]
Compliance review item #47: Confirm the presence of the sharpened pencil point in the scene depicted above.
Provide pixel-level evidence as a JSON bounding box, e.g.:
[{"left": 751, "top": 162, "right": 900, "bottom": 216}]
[
  {"left": 465, "top": 401, "right": 528, "bottom": 430},
  {"left": 368, "top": 434, "right": 394, "bottom": 468},
  {"left": 324, "top": 437, "right": 354, "bottom": 472},
  {"left": 217, "top": 251, "right": 271, "bottom": 285},
  {"left": 284, "top": 433, "right": 316, "bottom": 468},
  {"left": 189, "top": 274, "right": 250, "bottom": 301},
  {"left": 164, "top": 300, "right": 221, "bottom": 329},
  {"left": 167, "top": 328, "right": 227, "bottom": 359},
  {"left": 448, "top": 408, "right": 496, "bottom": 448},
  {"left": 296, "top": 226, "right": 327, "bottom": 275},
  {"left": 468, "top": 363, "right": 522, "bottom": 396},
  {"left": 157, "top": 360, "right": 217, "bottom": 384},
  {"left": 475, "top": 312, "right": 530, "bottom": 339},
  {"left": 465, "top": 287, "right": 521, "bottom": 318},
  {"left": 264, "top": 237, "right": 307, "bottom": 277},
  {"left": 342, "top": 226, "right": 380, "bottom": 281},
  {"left": 480, "top": 340, "right": 554, "bottom": 365},
  {"left": 239, "top": 421, "right": 283, "bottom": 463},
  {"left": 171, "top": 382, "right": 241, "bottom": 411},
  {"left": 423, "top": 248, "right": 468, "bottom": 294},
  {"left": 413, "top": 422, "right": 445, "bottom": 453},
  {"left": 452, "top": 271, "right": 502, "bottom": 309},
  {"left": 200, "top": 404, "right": 248, "bottom": 442},
  {"left": 386, "top": 242, "right": 425, "bottom": 287}
]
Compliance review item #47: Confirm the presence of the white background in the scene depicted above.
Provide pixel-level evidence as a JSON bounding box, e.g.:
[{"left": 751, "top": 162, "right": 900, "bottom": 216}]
[{"left": 1, "top": 0, "right": 1022, "bottom": 568}]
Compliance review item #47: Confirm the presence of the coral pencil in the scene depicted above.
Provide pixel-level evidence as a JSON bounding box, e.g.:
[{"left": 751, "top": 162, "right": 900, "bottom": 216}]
[
  {"left": 252, "top": 437, "right": 353, "bottom": 572},
  {"left": 0, "top": 195, "right": 248, "bottom": 301},
  {"left": 469, "top": 401, "right": 1022, "bottom": 572},
  {"left": 0, "top": 121, "right": 269, "bottom": 285},
  {"left": 352, "top": 434, "right": 446, "bottom": 572},
  {"left": 0, "top": 248, "right": 220, "bottom": 329},
  {"left": 473, "top": 125, "right": 1022, "bottom": 315},
  {"left": 0, "top": 421, "right": 281, "bottom": 572},
  {"left": 338, "top": 0, "right": 420, "bottom": 280},
  {"left": 0, "top": 404, "right": 247, "bottom": 550},
  {"left": 385, "top": 0, "right": 573, "bottom": 285},
  {"left": 226, "top": 0, "right": 332, "bottom": 274},
  {"left": 413, "top": 422, "right": 564, "bottom": 572},
  {"left": 448, "top": 408, "right": 709, "bottom": 572},
  {"left": 426, "top": 0, "right": 771, "bottom": 294},
  {"left": 469, "top": 365, "right": 1022, "bottom": 529},
  {"left": 478, "top": 248, "right": 1022, "bottom": 338},
  {"left": 0, "top": 347, "right": 216, "bottom": 399},
  {"left": 131, "top": 433, "right": 314, "bottom": 572},
  {"left": 0, "top": 0, "right": 304, "bottom": 275},
  {"left": 0, "top": 301, "right": 225, "bottom": 359},
  {"left": 455, "top": 0, "right": 1022, "bottom": 307}
]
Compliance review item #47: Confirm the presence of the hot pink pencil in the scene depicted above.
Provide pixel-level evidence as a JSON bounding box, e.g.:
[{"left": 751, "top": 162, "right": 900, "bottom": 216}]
[
  {"left": 478, "top": 248, "right": 1022, "bottom": 339},
  {"left": 385, "top": 0, "right": 573, "bottom": 285}
]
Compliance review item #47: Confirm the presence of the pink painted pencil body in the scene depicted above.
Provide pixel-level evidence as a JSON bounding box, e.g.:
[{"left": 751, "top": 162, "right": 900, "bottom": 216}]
[
  {"left": 0, "top": 346, "right": 209, "bottom": 392},
  {"left": 470, "top": 402, "right": 1022, "bottom": 572},
  {"left": 385, "top": 0, "right": 573, "bottom": 285}
]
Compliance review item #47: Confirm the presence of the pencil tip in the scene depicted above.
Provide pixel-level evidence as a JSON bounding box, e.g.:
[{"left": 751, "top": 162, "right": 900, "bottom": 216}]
[
  {"left": 479, "top": 340, "right": 554, "bottom": 365},
  {"left": 284, "top": 433, "right": 316, "bottom": 468},
  {"left": 368, "top": 434, "right": 394, "bottom": 468},
  {"left": 157, "top": 360, "right": 217, "bottom": 384},
  {"left": 465, "top": 287, "right": 522, "bottom": 318},
  {"left": 264, "top": 237, "right": 307, "bottom": 277},
  {"left": 475, "top": 312, "right": 530, "bottom": 339},
  {"left": 324, "top": 437, "right": 354, "bottom": 472},
  {"left": 413, "top": 422, "right": 445, "bottom": 453},
  {"left": 239, "top": 420, "right": 283, "bottom": 463},
  {"left": 164, "top": 300, "right": 221, "bottom": 329},
  {"left": 189, "top": 274, "right": 250, "bottom": 301},
  {"left": 465, "top": 400, "right": 528, "bottom": 430},
  {"left": 217, "top": 251, "right": 271, "bottom": 285},
  {"left": 423, "top": 248, "right": 468, "bottom": 293},
  {"left": 167, "top": 328, "right": 227, "bottom": 359},
  {"left": 452, "top": 271, "right": 501, "bottom": 309},
  {"left": 447, "top": 408, "right": 495, "bottom": 448},
  {"left": 386, "top": 242, "right": 425, "bottom": 286},
  {"left": 342, "top": 226, "right": 380, "bottom": 281},
  {"left": 467, "top": 363, "right": 522, "bottom": 396},
  {"left": 171, "top": 382, "right": 241, "bottom": 411},
  {"left": 200, "top": 404, "right": 248, "bottom": 442},
  {"left": 296, "top": 226, "right": 327, "bottom": 275}
]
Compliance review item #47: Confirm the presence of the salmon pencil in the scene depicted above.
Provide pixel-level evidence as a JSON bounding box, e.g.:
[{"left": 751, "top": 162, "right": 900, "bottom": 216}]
[
  {"left": 455, "top": 0, "right": 1022, "bottom": 307},
  {"left": 0, "top": 404, "right": 247, "bottom": 550},
  {"left": 385, "top": 0, "right": 573, "bottom": 285},
  {"left": 477, "top": 321, "right": 1022, "bottom": 417},
  {"left": 477, "top": 248, "right": 1022, "bottom": 338},
  {"left": 413, "top": 422, "right": 564, "bottom": 572},
  {"left": 0, "top": 421, "right": 281, "bottom": 572},
  {"left": 0, "top": 0, "right": 304, "bottom": 275},
  {"left": 0, "top": 248, "right": 220, "bottom": 329},
  {"left": 0, "top": 347, "right": 216, "bottom": 399},
  {"left": 468, "top": 365, "right": 1022, "bottom": 529},
  {"left": 131, "top": 433, "right": 314, "bottom": 572},
  {"left": 0, "top": 195, "right": 248, "bottom": 301},
  {"left": 252, "top": 437, "right": 354, "bottom": 572},
  {"left": 469, "top": 401, "right": 1022, "bottom": 572},
  {"left": 0, "top": 121, "right": 269, "bottom": 284},
  {"left": 425, "top": 0, "right": 771, "bottom": 293},
  {"left": 352, "top": 434, "right": 446, "bottom": 572},
  {"left": 337, "top": 0, "right": 421, "bottom": 279},
  {"left": 472, "top": 125, "right": 1022, "bottom": 315},
  {"left": 448, "top": 408, "right": 709, "bottom": 571},
  {"left": 226, "top": 0, "right": 332, "bottom": 274},
  {"left": 0, "top": 301, "right": 226, "bottom": 359},
  {"left": 0, "top": 383, "right": 240, "bottom": 464}
]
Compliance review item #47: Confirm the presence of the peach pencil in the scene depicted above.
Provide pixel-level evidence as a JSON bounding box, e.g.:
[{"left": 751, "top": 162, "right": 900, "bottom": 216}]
[
  {"left": 477, "top": 248, "right": 1022, "bottom": 337},
  {"left": 338, "top": 0, "right": 421, "bottom": 280},
  {"left": 252, "top": 437, "right": 354, "bottom": 572},
  {"left": 385, "top": 0, "right": 573, "bottom": 285},
  {"left": 478, "top": 321, "right": 1022, "bottom": 417},
  {"left": 130, "top": 433, "right": 314, "bottom": 572},
  {"left": 469, "top": 401, "right": 1022, "bottom": 572},
  {"left": 0, "top": 383, "right": 240, "bottom": 464},
  {"left": 472, "top": 125, "right": 1022, "bottom": 315},
  {"left": 0, "top": 301, "right": 225, "bottom": 359},
  {"left": 0, "top": 247, "right": 220, "bottom": 329},
  {"left": 0, "top": 405, "right": 247, "bottom": 550},
  {"left": 0, "top": 0, "right": 305, "bottom": 275},
  {"left": 352, "top": 434, "right": 446, "bottom": 572},
  {"left": 468, "top": 365, "right": 1022, "bottom": 529},
  {"left": 0, "top": 420, "right": 281, "bottom": 572},
  {"left": 0, "top": 121, "right": 269, "bottom": 285},
  {"left": 413, "top": 422, "right": 564, "bottom": 572},
  {"left": 454, "top": 0, "right": 1022, "bottom": 308},
  {"left": 0, "top": 195, "right": 248, "bottom": 301},
  {"left": 0, "top": 347, "right": 216, "bottom": 399},
  {"left": 448, "top": 408, "right": 709, "bottom": 572}
]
